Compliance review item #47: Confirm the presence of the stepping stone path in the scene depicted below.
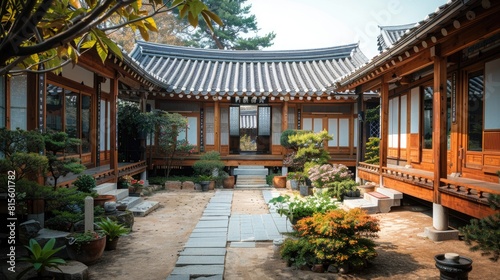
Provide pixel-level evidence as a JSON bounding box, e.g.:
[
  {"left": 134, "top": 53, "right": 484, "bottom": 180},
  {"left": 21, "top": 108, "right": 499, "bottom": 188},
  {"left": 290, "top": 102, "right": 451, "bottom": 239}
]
[{"left": 167, "top": 190, "right": 292, "bottom": 280}]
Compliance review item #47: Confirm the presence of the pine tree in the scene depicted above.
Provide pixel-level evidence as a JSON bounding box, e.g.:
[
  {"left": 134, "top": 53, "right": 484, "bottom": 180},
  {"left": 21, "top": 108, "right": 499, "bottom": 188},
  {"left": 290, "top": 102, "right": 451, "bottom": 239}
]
[
  {"left": 460, "top": 194, "right": 500, "bottom": 262},
  {"left": 176, "top": 0, "right": 275, "bottom": 50},
  {"left": 364, "top": 137, "right": 380, "bottom": 164}
]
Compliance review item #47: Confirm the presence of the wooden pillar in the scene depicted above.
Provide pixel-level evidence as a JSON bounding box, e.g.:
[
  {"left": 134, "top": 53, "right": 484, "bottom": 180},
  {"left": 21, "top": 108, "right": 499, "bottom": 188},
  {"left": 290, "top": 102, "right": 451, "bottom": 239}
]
[
  {"left": 433, "top": 50, "right": 448, "bottom": 204},
  {"left": 356, "top": 86, "right": 364, "bottom": 164},
  {"left": 379, "top": 80, "right": 389, "bottom": 185},
  {"left": 109, "top": 72, "right": 118, "bottom": 182},
  {"left": 282, "top": 101, "right": 288, "bottom": 154},
  {"left": 214, "top": 100, "right": 220, "bottom": 152}
]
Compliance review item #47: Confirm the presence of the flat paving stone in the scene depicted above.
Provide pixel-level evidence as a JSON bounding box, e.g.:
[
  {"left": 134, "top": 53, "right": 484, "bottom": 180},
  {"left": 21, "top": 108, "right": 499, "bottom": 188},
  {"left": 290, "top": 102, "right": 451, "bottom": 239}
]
[
  {"left": 185, "top": 237, "right": 227, "bottom": 248},
  {"left": 192, "top": 227, "right": 227, "bottom": 233},
  {"left": 199, "top": 216, "right": 229, "bottom": 221},
  {"left": 176, "top": 255, "right": 225, "bottom": 265},
  {"left": 190, "top": 231, "right": 227, "bottom": 238},
  {"left": 196, "top": 220, "right": 228, "bottom": 228},
  {"left": 230, "top": 242, "right": 256, "bottom": 248},
  {"left": 170, "top": 265, "right": 224, "bottom": 276},
  {"left": 166, "top": 274, "right": 189, "bottom": 280},
  {"left": 196, "top": 275, "right": 223, "bottom": 280},
  {"left": 179, "top": 248, "right": 226, "bottom": 256}
]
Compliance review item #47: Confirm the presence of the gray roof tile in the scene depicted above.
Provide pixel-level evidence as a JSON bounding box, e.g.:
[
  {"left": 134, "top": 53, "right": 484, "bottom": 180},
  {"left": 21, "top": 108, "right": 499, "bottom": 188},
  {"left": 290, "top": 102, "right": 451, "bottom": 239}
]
[{"left": 129, "top": 41, "right": 368, "bottom": 96}]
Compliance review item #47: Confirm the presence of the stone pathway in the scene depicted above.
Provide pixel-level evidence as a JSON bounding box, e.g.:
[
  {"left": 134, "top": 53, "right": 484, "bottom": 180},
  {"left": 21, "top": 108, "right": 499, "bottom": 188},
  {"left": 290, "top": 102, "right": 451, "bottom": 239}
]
[{"left": 166, "top": 190, "right": 291, "bottom": 280}]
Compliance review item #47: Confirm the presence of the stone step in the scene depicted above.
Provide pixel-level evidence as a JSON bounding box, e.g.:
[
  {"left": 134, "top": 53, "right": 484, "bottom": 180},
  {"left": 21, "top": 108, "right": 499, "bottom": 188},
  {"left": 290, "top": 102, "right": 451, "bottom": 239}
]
[
  {"left": 235, "top": 184, "right": 270, "bottom": 188},
  {"left": 118, "top": 196, "right": 143, "bottom": 210},
  {"left": 236, "top": 165, "right": 264, "bottom": 169},
  {"left": 376, "top": 187, "right": 403, "bottom": 199},
  {"left": 105, "top": 189, "right": 129, "bottom": 201},
  {"left": 234, "top": 169, "right": 268, "bottom": 176},
  {"left": 94, "top": 183, "right": 117, "bottom": 195},
  {"left": 365, "top": 192, "right": 393, "bottom": 213},
  {"left": 342, "top": 198, "right": 379, "bottom": 214},
  {"left": 236, "top": 179, "right": 267, "bottom": 184},
  {"left": 129, "top": 200, "right": 160, "bottom": 217}
]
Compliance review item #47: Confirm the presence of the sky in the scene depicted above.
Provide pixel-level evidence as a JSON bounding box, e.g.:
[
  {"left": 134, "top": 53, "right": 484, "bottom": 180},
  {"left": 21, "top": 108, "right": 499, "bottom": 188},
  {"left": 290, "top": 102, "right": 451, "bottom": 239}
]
[{"left": 247, "top": 0, "right": 447, "bottom": 59}]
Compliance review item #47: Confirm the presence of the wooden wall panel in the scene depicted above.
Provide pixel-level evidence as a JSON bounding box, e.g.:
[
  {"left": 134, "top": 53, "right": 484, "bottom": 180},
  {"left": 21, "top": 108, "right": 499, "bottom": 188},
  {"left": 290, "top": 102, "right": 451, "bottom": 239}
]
[
  {"left": 358, "top": 169, "right": 380, "bottom": 183},
  {"left": 388, "top": 148, "right": 399, "bottom": 158},
  {"left": 465, "top": 153, "right": 483, "bottom": 168},
  {"left": 409, "top": 133, "right": 420, "bottom": 163},
  {"left": 272, "top": 145, "right": 282, "bottom": 155},
  {"left": 400, "top": 149, "right": 407, "bottom": 160},
  {"left": 440, "top": 192, "right": 497, "bottom": 219},
  {"left": 484, "top": 131, "right": 500, "bottom": 151},
  {"left": 383, "top": 177, "right": 434, "bottom": 202},
  {"left": 422, "top": 149, "right": 434, "bottom": 163}
]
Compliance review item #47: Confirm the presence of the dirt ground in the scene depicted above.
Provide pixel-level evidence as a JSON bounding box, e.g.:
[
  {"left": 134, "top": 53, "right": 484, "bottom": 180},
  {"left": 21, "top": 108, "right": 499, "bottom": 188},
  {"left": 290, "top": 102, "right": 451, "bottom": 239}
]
[{"left": 17, "top": 188, "right": 499, "bottom": 279}]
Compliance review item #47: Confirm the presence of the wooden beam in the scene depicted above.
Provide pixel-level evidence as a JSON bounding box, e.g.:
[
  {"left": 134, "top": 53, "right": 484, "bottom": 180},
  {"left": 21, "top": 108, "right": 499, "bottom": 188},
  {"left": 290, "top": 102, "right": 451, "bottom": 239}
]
[
  {"left": 432, "top": 50, "right": 447, "bottom": 204},
  {"left": 109, "top": 71, "right": 118, "bottom": 182},
  {"left": 214, "top": 101, "right": 220, "bottom": 153},
  {"left": 379, "top": 80, "right": 389, "bottom": 184}
]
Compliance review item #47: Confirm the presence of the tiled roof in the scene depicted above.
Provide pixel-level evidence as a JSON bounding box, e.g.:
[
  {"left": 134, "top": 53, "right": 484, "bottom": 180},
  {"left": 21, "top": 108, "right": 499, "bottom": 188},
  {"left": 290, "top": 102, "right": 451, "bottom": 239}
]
[
  {"left": 128, "top": 41, "right": 368, "bottom": 97},
  {"left": 377, "top": 23, "right": 416, "bottom": 52}
]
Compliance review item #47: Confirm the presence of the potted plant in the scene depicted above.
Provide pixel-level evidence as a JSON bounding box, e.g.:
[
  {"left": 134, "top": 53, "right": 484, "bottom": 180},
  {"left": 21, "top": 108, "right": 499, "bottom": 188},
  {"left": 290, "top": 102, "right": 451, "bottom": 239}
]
[
  {"left": 196, "top": 175, "right": 212, "bottom": 192},
  {"left": 128, "top": 179, "right": 144, "bottom": 196},
  {"left": 73, "top": 174, "right": 115, "bottom": 207},
  {"left": 95, "top": 217, "right": 130, "bottom": 250},
  {"left": 65, "top": 230, "right": 106, "bottom": 265},
  {"left": 193, "top": 151, "right": 227, "bottom": 189},
  {"left": 18, "top": 238, "right": 66, "bottom": 280},
  {"left": 118, "top": 175, "right": 133, "bottom": 189}
]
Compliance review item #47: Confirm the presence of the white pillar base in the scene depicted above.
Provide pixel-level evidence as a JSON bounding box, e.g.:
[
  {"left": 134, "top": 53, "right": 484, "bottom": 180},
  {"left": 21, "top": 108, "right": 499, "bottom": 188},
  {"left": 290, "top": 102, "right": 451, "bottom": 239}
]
[{"left": 432, "top": 203, "right": 449, "bottom": 231}]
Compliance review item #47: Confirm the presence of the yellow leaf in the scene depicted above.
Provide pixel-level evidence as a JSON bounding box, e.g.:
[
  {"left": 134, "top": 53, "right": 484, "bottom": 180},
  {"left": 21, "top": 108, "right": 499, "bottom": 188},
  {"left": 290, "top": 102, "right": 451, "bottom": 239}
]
[
  {"left": 204, "top": 10, "right": 223, "bottom": 26},
  {"left": 187, "top": 12, "right": 198, "bottom": 28},
  {"left": 95, "top": 41, "right": 108, "bottom": 63},
  {"left": 144, "top": 17, "right": 158, "bottom": 32},
  {"left": 69, "top": 0, "right": 81, "bottom": 9},
  {"left": 179, "top": 4, "right": 189, "bottom": 18},
  {"left": 138, "top": 26, "right": 149, "bottom": 41}
]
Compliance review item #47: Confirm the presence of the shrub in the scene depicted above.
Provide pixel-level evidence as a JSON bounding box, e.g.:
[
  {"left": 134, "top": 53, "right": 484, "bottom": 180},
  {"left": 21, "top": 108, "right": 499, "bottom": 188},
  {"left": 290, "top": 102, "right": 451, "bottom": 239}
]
[
  {"left": 269, "top": 194, "right": 338, "bottom": 224},
  {"left": 307, "top": 164, "right": 353, "bottom": 188},
  {"left": 73, "top": 174, "right": 96, "bottom": 194},
  {"left": 281, "top": 208, "right": 379, "bottom": 270},
  {"left": 364, "top": 137, "right": 380, "bottom": 164},
  {"left": 324, "top": 180, "right": 359, "bottom": 201}
]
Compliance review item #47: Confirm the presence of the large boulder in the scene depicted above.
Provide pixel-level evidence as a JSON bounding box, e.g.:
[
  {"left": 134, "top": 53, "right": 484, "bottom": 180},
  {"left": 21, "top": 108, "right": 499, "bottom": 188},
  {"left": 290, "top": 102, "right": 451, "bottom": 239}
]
[
  {"left": 165, "top": 181, "right": 181, "bottom": 190},
  {"left": 18, "top": 220, "right": 42, "bottom": 245},
  {"left": 181, "top": 181, "right": 195, "bottom": 190}
]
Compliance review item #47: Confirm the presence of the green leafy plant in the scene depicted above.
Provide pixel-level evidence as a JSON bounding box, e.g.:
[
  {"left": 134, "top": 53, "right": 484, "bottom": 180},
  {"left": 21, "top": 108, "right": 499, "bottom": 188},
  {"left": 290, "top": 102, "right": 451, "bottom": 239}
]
[
  {"left": 73, "top": 174, "right": 96, "bottom": 194},
  {"left": 460, "top": 194, "right": 500, "bottom": 262},
  {"left": 96, "top": 218, "right": 130, "bottom": 241},
  {"left": 17, "top": 238, "right": 66, "bottom": 279},
  {"left": 364, "top": 137, "right": 380, "bottom": 164},
  {"left": 193, "top": 151, "right": 227, "bottom": 187},
  {"left": 269, "top": 194, "right": 338, "bottom": 224},
  {"left": 281, "top": 208, "right": 379, "bottom": 270},
  {"left": 288, "top": 130, "right": 332, "bottom": 173},
  {"left": 324, "top": 180, "right": 360, "bottom": 201},
  {"left": 307, "top": 164, "right": 353, "bottom": 188},
  {"left": 66, "top": 231, "right": 104, "bottom": 253}
]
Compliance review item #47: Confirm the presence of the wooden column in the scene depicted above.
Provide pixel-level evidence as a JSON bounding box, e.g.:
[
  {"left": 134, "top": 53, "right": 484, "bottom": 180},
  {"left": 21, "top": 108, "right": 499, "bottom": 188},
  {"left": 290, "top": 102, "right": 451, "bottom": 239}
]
[
  {"left": 433, "top": 50, "right": 448, "bottom": 204},
  {"left": 379, "top": 80, "right": 389, "bottom": 185},
  {"left": 109, "top": 72, "right": 118, "bottom": 182},
  {"left": 214, "top": 100, "right": 220, "bottom": 153},
  {"left": 356, "top": 86, "right": 364, "bottom": 163},
  {"left": 282, "top": 101, "right": 288, "bottom": 154}
]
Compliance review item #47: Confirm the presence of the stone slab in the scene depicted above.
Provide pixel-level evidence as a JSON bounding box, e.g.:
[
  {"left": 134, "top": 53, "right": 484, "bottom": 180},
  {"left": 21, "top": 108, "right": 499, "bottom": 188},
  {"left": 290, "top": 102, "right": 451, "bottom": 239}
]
[
  {"left": 192, "top": 227, "right": 227, "bottom": 233},
  {"left": 46, "top": 260, "right": 89, "bottom": 280},
  {"left": 170, "top": 265, "right": 224, "bottom": 276},
  {"left": 190, "top": 231, "right": 227, "bottom": 238},
  {"left": 176, "top": 255, "right": 225, "bottom": 265},
  {"left": 200, "top": 216, "right": 229, "bottom": 221},
  {"left": 179, "top": 248, "right": 227, "bottom": 256},
  {"left": 166, "top": 275, "right": 190, "bottom": 280},
  {"left": 196, "top": 220, "right": 228, "bottom": 228},
  {"left": 196, "top": 275, "right": 223, "bottom": 280},
  {"left": 230, "top": 242, "right": 256, "bottom": 248},
  {"left": 185, "top": 237, "right": 227, "bottom": 248}
]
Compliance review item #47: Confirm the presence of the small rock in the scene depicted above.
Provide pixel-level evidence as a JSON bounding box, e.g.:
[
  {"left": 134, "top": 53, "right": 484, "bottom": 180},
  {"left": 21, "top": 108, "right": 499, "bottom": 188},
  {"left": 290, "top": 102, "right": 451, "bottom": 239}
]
[{"left": 327, "top": 264, "right": 338, "bottom": 273}]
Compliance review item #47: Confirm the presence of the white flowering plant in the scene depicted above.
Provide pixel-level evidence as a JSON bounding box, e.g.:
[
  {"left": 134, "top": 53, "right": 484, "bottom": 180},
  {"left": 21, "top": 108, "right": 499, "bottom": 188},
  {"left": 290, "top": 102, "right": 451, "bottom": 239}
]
[
  {"left": 269, "top": 194, "right": 339, "bottom": 224},
  {"left": 307, "top": 164, "right": 353, "bottom": 188}
]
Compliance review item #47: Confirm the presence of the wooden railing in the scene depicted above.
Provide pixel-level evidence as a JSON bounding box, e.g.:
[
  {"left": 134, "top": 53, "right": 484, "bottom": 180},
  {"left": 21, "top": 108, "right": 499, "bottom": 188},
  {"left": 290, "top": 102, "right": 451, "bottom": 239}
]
[
  {"left": 118, "top": 161, "right": 147, "bottom": 177},
  {"left": 381, "top": 167, "right": 434, "bottom": 189},
  {"left": 440, "top": 178, "right": 499, "bottom": 205},
  {"left": 357, "top": 162, "right": 380, "bottom": 173}
]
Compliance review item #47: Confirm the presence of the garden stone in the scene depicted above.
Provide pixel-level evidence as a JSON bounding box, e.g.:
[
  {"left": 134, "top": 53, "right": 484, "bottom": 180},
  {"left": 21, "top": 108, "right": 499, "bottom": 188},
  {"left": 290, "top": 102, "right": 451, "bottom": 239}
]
[
  {"left": 105, "top": 210, "right": 135, "bottom": 231},
  {"left": 34, "top": 228, "right": 70, "bottom": 258},
  {"left": 18, "top": 220, "right": 41, "bottom": 245},
  {"left": 46, "top": 260, "right": 89, "bottom": 280},
  {"left": 327, "top": 264, "right": 338, "bottom": 273},
  {"left": 165, "top": 181, "right": 182, "bottom": 190},
  {"left": 182, "top": 181, "right": 195, "bottom": 190}
]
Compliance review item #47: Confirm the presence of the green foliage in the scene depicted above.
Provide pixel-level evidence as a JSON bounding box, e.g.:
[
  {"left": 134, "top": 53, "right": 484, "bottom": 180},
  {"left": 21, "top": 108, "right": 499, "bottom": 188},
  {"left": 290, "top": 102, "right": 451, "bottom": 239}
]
[
  {"left": 281, "top": 209, "right": 379, "bottom": 269},
  {"left": 365, "top": 105, "right": 380, "bottom": 123},
  {"left": 460, "top": 194, "right": 500, "bottom": 262},
  {"left": 280, "top": 129, "right": 306, "bottom": 150},
  {"left": 17, "top": 238, "right": 66, "bottom": 279},
  {"left": 73, "top": 174, "right": 96, "bottom": 194},
  {"left": 288, "top": 130, "right": 333, "bottom": 172},
  {"left": 240, "top": 134, "right": 256, "bottom": 151},
  {"left": 193, "top": 151, "right": 227, "bottom": 186},
  {"left": 43, "top": 131, "right": 85, "bottom": 188},
  {"left": 177, "top": 0, "right": 275, "bottom": 50},
  {"left": 96, "top": 218, "right": 130, "bottom": 241},
  {"left": 0, "top": 0, "right": 222, "bottom": 75},
  {"left": 269, "top": 194, "right": 338, "bottom": 223},
  {"left": 324, "top": 180, "right": 360, "bottom": 201},
  {"left": 0, "top": 128, "right": 48, "bottom": 181},
  {"left": 365, "top": 137, "right": 380, "bottom": 164},
  {"left": 307, "top": 164, "right": 353, "bottom": 188}
]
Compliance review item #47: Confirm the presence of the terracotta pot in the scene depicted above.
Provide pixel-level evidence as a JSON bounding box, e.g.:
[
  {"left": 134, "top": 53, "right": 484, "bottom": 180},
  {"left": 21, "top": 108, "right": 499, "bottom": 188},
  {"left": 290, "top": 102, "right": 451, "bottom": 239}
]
[
  {"left": 223, "top": 176, "right": 235, "bottom": 188},
  {"left": 94, "top": 195, "right": 116, "bottom": 207},
  {"left": 273, "top": 176, "right": 287, "bottom": 188},
  {"left": 209, "top": 181, "right": 215, "bottom": 190},
  {"left": 105, "top": 236, "right": 119, "bottom": 251},
  {"left": 66, "top": 235, "right": 106, "bottom": 264}
]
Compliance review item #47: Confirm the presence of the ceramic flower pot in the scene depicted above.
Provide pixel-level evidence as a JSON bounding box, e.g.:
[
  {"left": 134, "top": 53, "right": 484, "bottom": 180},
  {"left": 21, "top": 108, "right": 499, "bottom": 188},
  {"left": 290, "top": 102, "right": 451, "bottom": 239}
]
[
  {"left": 273, "top": 176, "right": 287, "bottom": 188},
  {"left": 66, "top": 234, "right": 106, "bottom": 265}
]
